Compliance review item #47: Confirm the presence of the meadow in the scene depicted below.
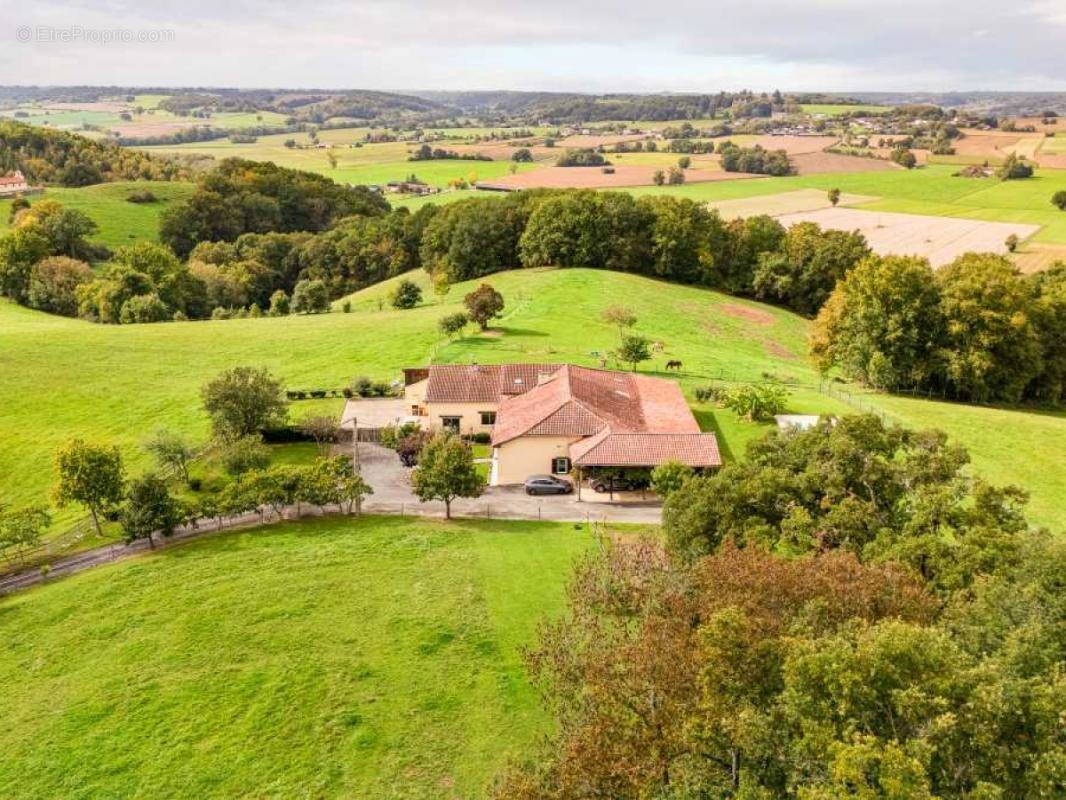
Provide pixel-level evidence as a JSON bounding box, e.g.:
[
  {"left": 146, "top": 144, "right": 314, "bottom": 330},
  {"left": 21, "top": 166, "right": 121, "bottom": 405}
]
[
  {"left": 144, "top": 130, "right": 540, "bottom": 188},
  {"left": 0, "top": 181, "right": 196, "bottom": 251},
  {"left": 2, "top": 267, "right": 1063, "bottom": 539},
  {"left": 0, "top": 514, "right": 598, "bottom": 798}
]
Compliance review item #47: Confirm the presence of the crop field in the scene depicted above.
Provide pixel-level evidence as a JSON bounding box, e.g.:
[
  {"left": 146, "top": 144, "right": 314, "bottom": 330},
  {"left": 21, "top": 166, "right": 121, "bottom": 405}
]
[
  {"left": 0, "top": 181, "right": 196, "bottom": 251},
  {"left": 477, "top": 164, "right": 760, "bottom": 190},
  {"left": 3, "top": 267, "right": 1063, "bottom": 540},
  {"left": 628, "top": 164, "right": 1066, "bottom": 246},
  {"left": 0, "top": 514, "right": 599, "bottom": 799},
  {"left": 707, "top": 188, "right": 877, "bottom": 218},
  {"left": 776, "top": 207, "right": 1040, "bottom": 266}
]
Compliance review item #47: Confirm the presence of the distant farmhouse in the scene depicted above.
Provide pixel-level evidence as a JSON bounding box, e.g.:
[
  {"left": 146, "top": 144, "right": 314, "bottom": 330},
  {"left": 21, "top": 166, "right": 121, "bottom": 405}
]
[
  {"left": 404, "top": 363, "right": 721, "bottom": 486},
  {"left": 0, "top": 170, "right": 29, "bottom": 196}
]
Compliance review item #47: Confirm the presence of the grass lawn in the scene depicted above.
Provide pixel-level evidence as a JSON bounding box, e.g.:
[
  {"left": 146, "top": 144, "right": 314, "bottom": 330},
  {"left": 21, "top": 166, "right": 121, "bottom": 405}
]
[
  {"left": 0, "top": 181, "right": 196, "bottom": 252},
  {"left": 0, "top": 515, "right": 598, "bottom": 799},
  {"left": 3, "top": 267, "right": 1062, "bottom": 540}
]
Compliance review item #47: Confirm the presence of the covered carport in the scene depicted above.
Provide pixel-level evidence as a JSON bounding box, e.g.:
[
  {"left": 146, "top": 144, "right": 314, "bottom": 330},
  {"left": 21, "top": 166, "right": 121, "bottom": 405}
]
[{"left": 571, "top": 431, "right": 722, "bottom": 501}]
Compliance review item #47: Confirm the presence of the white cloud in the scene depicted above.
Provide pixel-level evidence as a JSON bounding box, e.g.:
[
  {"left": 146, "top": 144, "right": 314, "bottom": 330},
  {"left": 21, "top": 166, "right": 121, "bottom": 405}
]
[{"left": 1, "top": 0, "right": 1063, "bottom": 91}]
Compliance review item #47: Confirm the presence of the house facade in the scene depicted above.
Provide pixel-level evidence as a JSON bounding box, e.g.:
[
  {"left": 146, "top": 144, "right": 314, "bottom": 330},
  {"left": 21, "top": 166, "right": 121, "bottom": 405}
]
[
  {"left": 0, "top": 170, "right": 29, "bottom": 196},
  {"left": 403, "top": 363, "right": 721, "bottom": 486}
]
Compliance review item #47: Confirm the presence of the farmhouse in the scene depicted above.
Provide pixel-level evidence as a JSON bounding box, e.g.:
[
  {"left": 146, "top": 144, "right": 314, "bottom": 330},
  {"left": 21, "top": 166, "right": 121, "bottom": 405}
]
[
  {"left": 403, "top": 363, "right": 720, "bottom": 486},
  {"left": 0, "top": 170, "right": 29, "bottom": 196}
]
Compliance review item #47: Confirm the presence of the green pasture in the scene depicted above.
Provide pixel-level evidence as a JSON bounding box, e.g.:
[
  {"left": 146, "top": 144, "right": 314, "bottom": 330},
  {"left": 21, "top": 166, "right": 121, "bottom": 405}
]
[{"left": 0, "top": 515, "right": 598, "bottom": 799}]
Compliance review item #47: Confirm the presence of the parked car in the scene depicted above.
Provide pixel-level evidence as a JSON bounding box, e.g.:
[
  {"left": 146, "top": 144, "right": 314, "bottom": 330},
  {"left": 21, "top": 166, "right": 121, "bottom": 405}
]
[
  {"left": 524, "top": 475, "right": 574, "bottom": 495},
  {"left": 589, "top": 475, "right": 647, "bottom": 493}
]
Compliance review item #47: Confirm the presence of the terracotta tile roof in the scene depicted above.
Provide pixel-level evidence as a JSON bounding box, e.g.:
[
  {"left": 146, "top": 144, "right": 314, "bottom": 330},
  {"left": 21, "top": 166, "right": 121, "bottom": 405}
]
[
  {"left": 489, "top": 364, "right": 705, "bottom": 446},
  {"left": 571, "top": 432, "right": 722, "bottom": 468},
  {"left": 0, "top": 174, "right": 26, "bottom": 186},
  {"left": 423, "top": 363, "right": 561, "bottom": 404}
]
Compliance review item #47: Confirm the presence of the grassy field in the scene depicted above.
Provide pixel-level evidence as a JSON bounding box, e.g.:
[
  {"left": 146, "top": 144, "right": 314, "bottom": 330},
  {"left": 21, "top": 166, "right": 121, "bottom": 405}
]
[
  {"left": 144, "top": 131, "right": 540, "bottom": 188},
  {"left": 0, "top": 181, "right": 196, "bottom": 252},
  {"left": 627, "top": 165, "right": 1066, "bottom": 245},
  {"left": 0, "top": 514, "right": 598, "bottom": 798},
  {"left": 2, "top": 267, "right": 1063, "bottom": 537},
  {"left": 801, "top": 103, "right": 890, "bottom": 116}
]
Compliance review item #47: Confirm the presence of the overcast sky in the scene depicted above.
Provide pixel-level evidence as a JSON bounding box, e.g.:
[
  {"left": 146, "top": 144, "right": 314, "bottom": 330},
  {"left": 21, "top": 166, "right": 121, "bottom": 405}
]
[{"left": 4, "top": 0, "right": 1066, "bottom": 93}]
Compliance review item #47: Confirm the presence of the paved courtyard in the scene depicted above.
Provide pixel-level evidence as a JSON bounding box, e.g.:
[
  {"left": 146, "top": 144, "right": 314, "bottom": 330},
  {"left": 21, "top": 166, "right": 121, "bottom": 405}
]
[{"left": 348, "top": 441, "right": 664, "bottom": 525}]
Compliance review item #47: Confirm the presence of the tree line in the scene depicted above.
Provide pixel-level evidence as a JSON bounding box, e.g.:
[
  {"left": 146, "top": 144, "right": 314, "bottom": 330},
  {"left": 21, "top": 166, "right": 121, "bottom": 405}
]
[{"left": 496, "top": 415, "right": 1066, "bottom": 798}]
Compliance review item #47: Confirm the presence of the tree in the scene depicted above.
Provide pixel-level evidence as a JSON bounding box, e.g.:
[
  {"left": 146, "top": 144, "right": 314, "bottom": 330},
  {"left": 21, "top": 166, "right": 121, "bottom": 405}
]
[
  {"left": 463, "top": 283, "right": 504, "bottom": 330},
  {"left": 0, "top": 504, "right": 50, "bottom": 565},
  {"left": 602, "top": 304, "right": 637, "bottom": 337},
  {"left": 1005, "top": 233, "right": 1020, "bottom": 252},
  {"left": 997, "top": 153, "right": 1034, "bottom": 180},
  {"left": 291, "top": 278, "right": 330, "bottom": 314},
  {"left": 828, "top": 187, "right": 841, "bottom": 206},
  {"left": 810, "top": 255, "right": 945, "bottom": 390},
  {"left": 891, "top": 147, "right": 917, "bottom": 169},
  {"left": 201, "top": 366, "right": 288, "bottom": 439},
  {"left": 120, "top": 473, "right": 183, "bottom": 548},
  {"left": 652, "top": 169, "right": 666, "bottom": 186},
  {"left": 666, "top": 166, "right": 685, "bottom": 185},
  {"left": 390, "top": 278, "right": 422, "bottom": 309},
  {"left": 677, "top": 155, "right": 691, "bottom": 169},
  {"left": 26, "top": 255, "right": 93, "bottom": 316},
  {"left": 14, "top": 200, "right": 99, "bottom": 259},
  {"left": 299, "top": 414, "right": 338, "bottom": 454},
  {"left": 938, "top": 253, "right": 1042, "bottom": 402},
  {"left": 438, "top": 311, "right": 469, "bottom": 338},
  {"left": 649, "top": 460, "right": 693, "bottom": 498},
  {"left": 410, "top": 433, "right": 485, "bottom": 518},
  {"left": 397, "top": 429, "right": 432, "bottom": 466},
  {"left": 52, "top": 439, "right": 125, "bottom": 536},
  {"left": 268, "top": 289, "right": 291, "bottom": 316},
  {"left": 0, "top": 228, "right": 49, "bottom": 302},
  {"left": 143, "top": 429, "right": 195, "bottom": 484},
  {"left": 219, "top": 434, "right": 271, "bottom": 482},
  {"left": 513, "top": 147, "right": 533, "bottom": 163},
  {"left": 1052, "top": 190, "right": 1066, "bottom": 211},
  {"left": 615, "top": 333, "right": 651, "bottom": 371}
]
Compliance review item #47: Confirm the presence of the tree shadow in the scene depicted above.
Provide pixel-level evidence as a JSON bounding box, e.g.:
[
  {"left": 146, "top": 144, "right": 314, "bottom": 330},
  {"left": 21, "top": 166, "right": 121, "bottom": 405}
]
[{"left": 691, "top": 407, "right": 739, "bottom": 463}]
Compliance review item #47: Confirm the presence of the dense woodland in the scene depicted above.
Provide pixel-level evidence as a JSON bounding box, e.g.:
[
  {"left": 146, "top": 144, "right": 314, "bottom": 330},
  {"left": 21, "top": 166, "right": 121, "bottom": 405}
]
[{"left": 0, "top": 120, "right": 199, "bottom": 184}]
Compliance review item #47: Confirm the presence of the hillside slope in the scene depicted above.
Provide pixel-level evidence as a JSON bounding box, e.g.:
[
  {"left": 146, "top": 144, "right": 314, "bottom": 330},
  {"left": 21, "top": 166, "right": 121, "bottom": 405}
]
[{"left": 1, "top": 268, "right": 1062, "bottom": 532}]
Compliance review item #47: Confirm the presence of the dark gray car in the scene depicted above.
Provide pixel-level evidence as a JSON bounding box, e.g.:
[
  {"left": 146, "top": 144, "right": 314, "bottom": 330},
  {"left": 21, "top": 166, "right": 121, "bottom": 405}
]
[{"left": 523, "top": 475, "right": 573, "bottom": 495}]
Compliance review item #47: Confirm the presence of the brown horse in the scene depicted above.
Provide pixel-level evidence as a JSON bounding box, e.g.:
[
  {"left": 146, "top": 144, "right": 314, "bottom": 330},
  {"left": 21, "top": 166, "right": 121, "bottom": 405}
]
[{"left": 665, "top": 360, "right": 683, "bottom": 371}]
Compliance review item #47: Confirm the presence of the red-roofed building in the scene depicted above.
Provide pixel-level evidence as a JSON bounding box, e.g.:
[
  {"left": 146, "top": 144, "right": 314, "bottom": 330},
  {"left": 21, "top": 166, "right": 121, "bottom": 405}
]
[
  {"left": 0, "top": 170, "right": 29, "bottom": 196},
  {"left": 404, "top": 363, "right": 720, "bottom": 486}
]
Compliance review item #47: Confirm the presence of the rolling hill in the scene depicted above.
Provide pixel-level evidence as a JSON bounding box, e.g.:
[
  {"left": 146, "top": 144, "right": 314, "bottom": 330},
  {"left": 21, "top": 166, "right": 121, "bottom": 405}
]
[{"left": 1, "top": 267, "right": 1062, "bottom": 539}]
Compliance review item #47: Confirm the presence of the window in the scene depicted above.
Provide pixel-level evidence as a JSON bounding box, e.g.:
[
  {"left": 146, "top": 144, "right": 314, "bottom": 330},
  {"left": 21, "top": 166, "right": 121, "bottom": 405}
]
[
  {"left": 552, "top": 457, "right": 571, "bottom": 475},
  {"left": 441, "top": 416, "right": 461, "bottom": 433},
  {"left": 480, "top": 411, "right": 497, "bottom": 425}
]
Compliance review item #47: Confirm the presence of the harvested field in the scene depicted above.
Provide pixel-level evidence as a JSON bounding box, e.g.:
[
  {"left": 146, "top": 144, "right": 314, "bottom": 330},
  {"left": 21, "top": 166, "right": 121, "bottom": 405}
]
[
  {"left": 706, "top": 188, "right": 878, "bottom": 220},
  {"left": 1012, "top": 243, "right": 1066, "bottom": 273},
  {"left": 476, "top": 165, "right": 762, "bottom": 190},
  {"left": 952, "top": 130, "right": 1029, "bottom": 161},
  {"left": 792, "top": 151, "right": 900, "bottom": 174},
  {"left": 553, "top": 133, "right": 648, "bottom": 148},
  {"left": 747, "top": 135, "right": 839, "bottom": 155},
  {"left": 775, "top": 207, "right": 1040, "bottom": 267}
]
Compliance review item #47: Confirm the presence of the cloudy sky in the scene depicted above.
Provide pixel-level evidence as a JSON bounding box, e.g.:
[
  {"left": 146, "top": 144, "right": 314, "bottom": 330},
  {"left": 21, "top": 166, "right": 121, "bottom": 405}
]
[{"left": 4, "top": 0, "right": 1066, "bottom": 93}]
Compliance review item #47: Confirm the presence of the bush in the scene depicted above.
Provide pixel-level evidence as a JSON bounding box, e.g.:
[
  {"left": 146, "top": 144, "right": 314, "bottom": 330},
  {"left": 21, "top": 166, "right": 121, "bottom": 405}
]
[
  {"left": 390, "top": 278, "right": 422, "bottom": 309},
  {"left": 126, "top": 190, "right": 158, "bottom": 204},
  {"left": 556, "top": 149, "right": 608, "bottom": 167},
  {"left": 719, "top": 382, "right": 789, "bottom": 421},
  {"left": 997, "top": 153, "right": 1034, "bottom": 180},
  {"left": 26, "top": 256, "right": 93, "bottom": 316},
  {"left": 291, "top": 278, "right": 330, "bottom": 314},
  {"left": 1052, "top": 190, "right": 1066, "bottom": 211}
]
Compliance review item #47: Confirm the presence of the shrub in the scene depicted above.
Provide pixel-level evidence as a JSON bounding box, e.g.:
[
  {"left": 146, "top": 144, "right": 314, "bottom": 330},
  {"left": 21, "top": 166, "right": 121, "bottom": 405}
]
[
  {"left": 26, "top": 256, "right": 93, "bottom": 316},
  {"left": 719, "top": 382, "right": 789, "bottom": 421},
  {"left": 126, "top": 190, "right": 158, "bottom": 204},
  {"left": 291, "top": 279, "right": 330, "bottom": 314},
  {"left": 556, "top": 149, "right": 608, "bottom": 167},
  {"left": 390, "top": 278, "right": 422, "bottom": 309},
  {"left": 997, "top": 153, "right": 1034, "bottom": 180},
  {"left": 1052, "top": 190, "right": 1066, "bottom": 211},
  {"left": 268, "top": 289, "right": 291, "bottom": 316}
]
